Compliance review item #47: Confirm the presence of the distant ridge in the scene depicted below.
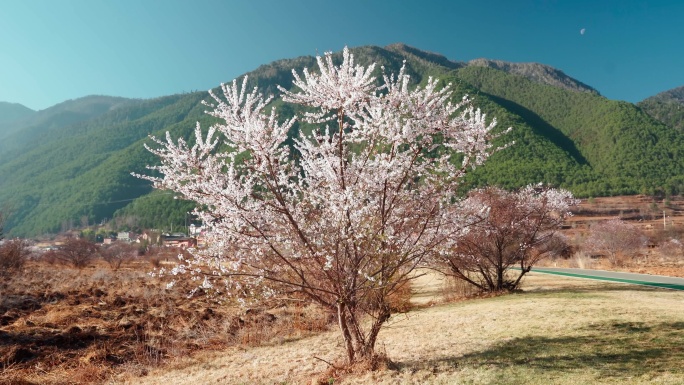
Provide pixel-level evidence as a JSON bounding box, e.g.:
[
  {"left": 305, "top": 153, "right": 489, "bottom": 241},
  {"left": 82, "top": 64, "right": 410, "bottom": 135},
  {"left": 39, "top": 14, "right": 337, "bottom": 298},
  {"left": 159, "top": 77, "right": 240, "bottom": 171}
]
[
  {"left": 385, "top": 43, "right": 465, "bottom": 70},
  {"left": 0, "top": 102, "right": 35, "bottom": 134},
  {"left": 638, "top": 85, "right": 684, "bottom": 131},
  {"left": 644, "top": 85, "right": 684, "bottom": 104},
  {"left": 384, "top": 43, "right": 598, "bottom": 94},
  {"left": 466, "top": 58, "right": 599, "bottom": 94},
  {"left": 0, "top": 95, "right": 133, "bottom": 161},
  {"left": 2, "top": 44, "right": 684, "bottom": 237}
]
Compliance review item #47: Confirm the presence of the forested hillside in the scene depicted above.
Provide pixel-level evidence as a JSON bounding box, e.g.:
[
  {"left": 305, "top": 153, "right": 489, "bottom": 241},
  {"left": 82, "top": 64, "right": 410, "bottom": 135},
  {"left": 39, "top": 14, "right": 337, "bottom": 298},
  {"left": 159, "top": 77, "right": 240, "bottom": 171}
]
[
  {"left": 2, "top": 44, "right": 684, "bottom": 237},
  {"left": 456, "top": 66, "right": 684, "bottom": 197},
  {"left": 0, "top": 102, "right": 34, "bottom": 129},
  {"left": 0, "top": 96, "right": 135, "bottom": 166},
  {"left": 638, "top": 85, "right": 684, "bottom": 131},
  {"left": 0, "top": 93, "right": 210, "bottom": 236}
]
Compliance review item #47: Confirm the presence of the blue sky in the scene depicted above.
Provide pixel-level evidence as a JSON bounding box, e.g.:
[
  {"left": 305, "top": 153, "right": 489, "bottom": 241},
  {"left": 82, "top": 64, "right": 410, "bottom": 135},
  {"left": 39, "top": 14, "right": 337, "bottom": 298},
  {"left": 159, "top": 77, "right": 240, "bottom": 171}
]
[{"left": 1, "top": 0, "right": 683, "bottom": 110}]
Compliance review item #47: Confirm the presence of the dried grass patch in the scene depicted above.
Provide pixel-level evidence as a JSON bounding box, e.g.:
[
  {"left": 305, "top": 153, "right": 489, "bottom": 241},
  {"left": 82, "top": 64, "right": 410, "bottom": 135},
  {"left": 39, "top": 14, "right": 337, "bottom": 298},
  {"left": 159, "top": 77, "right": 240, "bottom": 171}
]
[
  {"left": 5, "top": 258, "right": 684, "bottom": 384},
  {"left": 0, "top": 260, "right": 335, "bottom": 385},
  {"left": 115, "top": 271, "right": 684, "bottom": 384}
]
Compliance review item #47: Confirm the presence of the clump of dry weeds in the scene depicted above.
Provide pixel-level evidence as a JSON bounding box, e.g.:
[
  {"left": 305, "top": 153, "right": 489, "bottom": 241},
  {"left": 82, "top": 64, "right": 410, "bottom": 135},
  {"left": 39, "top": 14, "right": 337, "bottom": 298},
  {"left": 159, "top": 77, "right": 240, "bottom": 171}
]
[{"left": 0, "top": 258, "right": 336, "bottom": 384}]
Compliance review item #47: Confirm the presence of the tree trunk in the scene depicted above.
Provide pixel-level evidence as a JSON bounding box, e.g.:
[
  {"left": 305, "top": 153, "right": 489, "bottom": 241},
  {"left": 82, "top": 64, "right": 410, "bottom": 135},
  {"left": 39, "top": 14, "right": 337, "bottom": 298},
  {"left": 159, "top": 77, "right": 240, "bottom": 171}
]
[
  {"left": 336, "top": 300, "right": 389, "bottom": 366},
  {"left": 366, "top": 306, "right": 390, "bottom": 357},
  {"left": 337, "top": 301, "right": 356, "bottom": 364},
  {"left": 496, "top": 265, "right": 504, "bottom": 291}
]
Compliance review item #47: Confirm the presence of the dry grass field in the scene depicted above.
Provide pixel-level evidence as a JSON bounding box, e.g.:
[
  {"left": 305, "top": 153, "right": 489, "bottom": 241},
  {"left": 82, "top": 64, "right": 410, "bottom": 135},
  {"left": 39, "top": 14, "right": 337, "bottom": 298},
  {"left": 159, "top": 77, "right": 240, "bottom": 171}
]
[
  {"left": 2, "top": 259, "right": 684, "bottom": 384},
  {"left": 0, "top": 259, "right": 332, "bottom": 385},
  {"left": 3, "top": 196, "right": 684, "bottom": 384},
  {"left": 104, "top": 271, "right": 684, "bottom": 385}
]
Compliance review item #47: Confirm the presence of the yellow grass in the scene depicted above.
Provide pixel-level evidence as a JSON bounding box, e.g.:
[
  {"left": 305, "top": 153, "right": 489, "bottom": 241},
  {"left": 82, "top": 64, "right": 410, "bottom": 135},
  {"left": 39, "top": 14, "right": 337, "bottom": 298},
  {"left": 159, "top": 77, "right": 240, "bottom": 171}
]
[{"left": 109, "top": 272, "right": 684, "bottom": 384}]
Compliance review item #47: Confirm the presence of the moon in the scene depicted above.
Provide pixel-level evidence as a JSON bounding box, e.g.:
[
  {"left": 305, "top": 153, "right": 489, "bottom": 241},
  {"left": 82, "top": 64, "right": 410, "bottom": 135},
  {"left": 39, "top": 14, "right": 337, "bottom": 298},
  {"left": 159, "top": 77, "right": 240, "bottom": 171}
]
[{"left": 580, "top": 28, "right": 586, "bottom": 35}]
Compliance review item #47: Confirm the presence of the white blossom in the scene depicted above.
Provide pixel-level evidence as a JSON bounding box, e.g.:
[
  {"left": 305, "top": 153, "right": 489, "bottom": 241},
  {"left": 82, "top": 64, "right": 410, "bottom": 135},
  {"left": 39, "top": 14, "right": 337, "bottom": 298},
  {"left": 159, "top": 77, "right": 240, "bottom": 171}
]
[{"left": 137, "top": 46, "right": 508, "bottom": 363}]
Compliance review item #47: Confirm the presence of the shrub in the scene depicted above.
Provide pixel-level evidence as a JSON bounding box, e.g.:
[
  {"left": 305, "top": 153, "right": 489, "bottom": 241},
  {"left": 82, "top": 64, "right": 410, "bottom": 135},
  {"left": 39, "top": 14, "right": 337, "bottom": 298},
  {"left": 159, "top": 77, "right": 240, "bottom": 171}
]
[
  {"left": 584, "top": 218, "right": 647, "bottom": 266},
  {"left": 0, "top": 239, "right": 29, "bottom": 277},
  {"left": 658, "top": 238, "right": 684, "bottom": 260},
  {"left": 45, "top": 237, "right": 99, "bottom": 269},
  {"left": 101, "top": 243, "right": 138, "bottom": 270}
]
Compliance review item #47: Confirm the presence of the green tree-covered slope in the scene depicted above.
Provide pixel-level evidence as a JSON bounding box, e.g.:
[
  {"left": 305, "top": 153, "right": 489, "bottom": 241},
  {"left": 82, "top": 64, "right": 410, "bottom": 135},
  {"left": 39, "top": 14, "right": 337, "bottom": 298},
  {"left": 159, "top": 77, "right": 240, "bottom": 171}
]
[
  {"left": 0, "top": 95, "right": 133, "bottom": 163},
  {"left": 638, "top": 85, "right": 684, "bottom": 131},
  {"left": 0, "top": 93, "right": 210, "bottom": 236},
  {"left": 2, "top": 44, "right": 684, "bottom": 237},
  {"left": 456, "top": 66, "right": 684, "bottom": 196},
  {"left": 0, "top": 102, "right": 35, "bottom": 130}
]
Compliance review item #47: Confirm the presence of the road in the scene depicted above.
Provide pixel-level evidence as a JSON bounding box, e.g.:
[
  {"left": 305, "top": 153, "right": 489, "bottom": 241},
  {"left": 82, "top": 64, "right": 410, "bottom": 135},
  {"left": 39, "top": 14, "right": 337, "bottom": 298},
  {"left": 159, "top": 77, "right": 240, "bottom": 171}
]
[{"left": 530, "top": 267, "right": 684, "bottom": 291}]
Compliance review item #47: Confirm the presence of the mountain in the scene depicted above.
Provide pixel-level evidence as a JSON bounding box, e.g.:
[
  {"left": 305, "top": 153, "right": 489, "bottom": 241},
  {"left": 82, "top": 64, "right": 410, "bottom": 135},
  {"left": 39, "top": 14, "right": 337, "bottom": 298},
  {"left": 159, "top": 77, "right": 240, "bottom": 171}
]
[
  {"left": 0, "top": 95, "right": 134, "bottom": 163},
  {"left": 465, "top": 59, "right": 599, "bottom": 94},
  {"left": 638, "top": 85, "right": 684, "bottom": 131},
  {"left": 0, "top": 102, "right": 35, "bottom": 139},
  {"left": 0, "top": 92, "right": 208, "bottom": 236},
  {"left": 455, "top": 64, "right": 684, "bottom": 196},
  {"left": 0, "top": 102, "right": 35, "bottom": 126},
  {"left": 2, "top": 44, "right": 684, "bottom": 237}
]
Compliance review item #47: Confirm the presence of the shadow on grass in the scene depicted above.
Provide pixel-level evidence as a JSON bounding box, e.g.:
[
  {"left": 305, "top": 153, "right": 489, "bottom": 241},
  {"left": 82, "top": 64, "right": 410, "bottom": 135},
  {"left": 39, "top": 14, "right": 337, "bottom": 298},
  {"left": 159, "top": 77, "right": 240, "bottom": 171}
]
[
  {"left": 395, "top": 321, "right": 684, "bottom": 378},
  {"left": 0, "top": 293, "right": 48, "bottom": 325},
  {"left": 0, "top": 325, "right": 115, "bottom": 369}
]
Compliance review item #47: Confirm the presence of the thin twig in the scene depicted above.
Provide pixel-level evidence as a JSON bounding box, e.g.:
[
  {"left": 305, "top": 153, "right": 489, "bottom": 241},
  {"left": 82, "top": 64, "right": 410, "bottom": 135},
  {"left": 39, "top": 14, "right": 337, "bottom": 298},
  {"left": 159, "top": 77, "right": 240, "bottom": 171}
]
[{"left": 313, "top": 355, "right": 340, "bottom": 369}]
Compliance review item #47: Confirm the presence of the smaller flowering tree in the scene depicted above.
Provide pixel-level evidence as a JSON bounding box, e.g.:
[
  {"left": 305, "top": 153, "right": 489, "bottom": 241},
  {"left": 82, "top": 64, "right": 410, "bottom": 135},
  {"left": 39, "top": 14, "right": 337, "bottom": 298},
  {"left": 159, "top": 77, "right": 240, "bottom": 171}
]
[
  {"left": 433, "top": 185, "right": 578, "bottom": 292},
  {"left": 137, "top": 47, "right": 506, "bottom": 365},
  {"left": 584, "top": 218, "right": 647, "bottom": 265}
]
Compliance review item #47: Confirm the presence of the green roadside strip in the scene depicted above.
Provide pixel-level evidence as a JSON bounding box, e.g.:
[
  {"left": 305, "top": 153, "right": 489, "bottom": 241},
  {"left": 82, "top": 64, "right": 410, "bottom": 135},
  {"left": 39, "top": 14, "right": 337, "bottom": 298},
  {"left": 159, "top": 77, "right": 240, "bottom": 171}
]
[{"left": 529, "top": 269, "right": 684, "bottom": 291}]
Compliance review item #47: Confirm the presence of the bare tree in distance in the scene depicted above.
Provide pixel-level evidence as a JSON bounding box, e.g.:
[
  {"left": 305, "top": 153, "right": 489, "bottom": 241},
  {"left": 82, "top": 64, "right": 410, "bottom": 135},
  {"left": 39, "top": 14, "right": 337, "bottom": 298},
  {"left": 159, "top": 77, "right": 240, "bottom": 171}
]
[
  {"left": 584, "top": 218, "right": 648, "bottom": 266},
  {"left": 0, "top": 239, "right": 30, "bottom": 278},
  {"left": 137, "top": 47, "right": 508, "bottom": 366},
  {"left": 102, "top": 242, "right": 139, "bottom": 270},
  {"left": 45, "top": 237, "right": 100, "bottom": 269},
  {"left": 433, "top": 185, "right": 578, "bottom": 292},
  {"left": 658, "top": 238, "right": 684, "bottom": 259}
]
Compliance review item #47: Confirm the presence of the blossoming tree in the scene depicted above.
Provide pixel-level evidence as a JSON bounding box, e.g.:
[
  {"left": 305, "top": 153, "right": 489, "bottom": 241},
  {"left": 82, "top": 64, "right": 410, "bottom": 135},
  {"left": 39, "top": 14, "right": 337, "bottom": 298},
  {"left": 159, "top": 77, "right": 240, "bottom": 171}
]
[
  {"left": 137, "top": 47, "right": 504, "bottom": 365},
  {"left": 433, "top": 185, "right": 578, "bottom": 292}
]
